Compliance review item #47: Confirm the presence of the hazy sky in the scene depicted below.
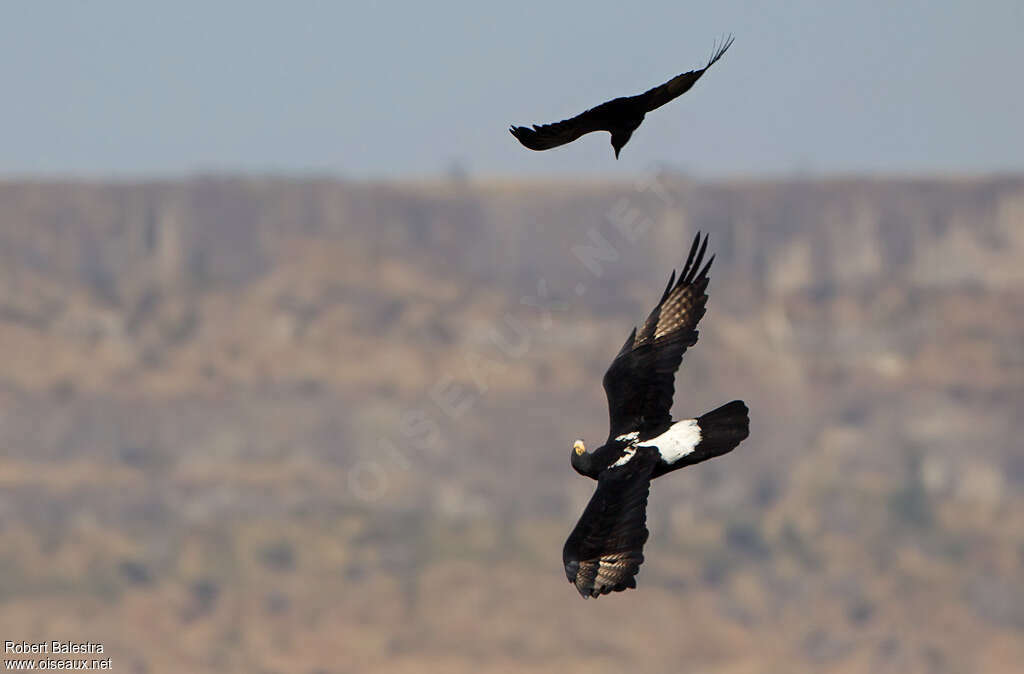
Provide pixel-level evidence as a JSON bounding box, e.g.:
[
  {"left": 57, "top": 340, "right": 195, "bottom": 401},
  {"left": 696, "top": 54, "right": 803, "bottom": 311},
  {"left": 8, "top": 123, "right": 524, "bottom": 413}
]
[{"left": 2, "top": 1, "right": 1021, "bottom": 178}]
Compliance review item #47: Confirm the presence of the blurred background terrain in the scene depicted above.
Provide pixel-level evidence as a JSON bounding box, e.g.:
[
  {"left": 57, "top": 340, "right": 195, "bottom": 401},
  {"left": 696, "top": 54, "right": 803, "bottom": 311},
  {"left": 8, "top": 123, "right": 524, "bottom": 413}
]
[
  {"left": 0, "top": 174, "right": 1021, "bottom": 673},
  {"left": 4, "top": 2, "right": 1024, "bottom": 671}
]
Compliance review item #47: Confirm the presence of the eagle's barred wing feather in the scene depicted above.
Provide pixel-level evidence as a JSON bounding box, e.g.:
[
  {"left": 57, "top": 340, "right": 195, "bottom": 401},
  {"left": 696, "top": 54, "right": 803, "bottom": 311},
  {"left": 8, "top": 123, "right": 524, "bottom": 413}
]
[
  {"left": 563, "top": 453, "right": 656, "bottom": 598},
  {"left": 602, "top": 232, "right": 713, "bottom": 438}
]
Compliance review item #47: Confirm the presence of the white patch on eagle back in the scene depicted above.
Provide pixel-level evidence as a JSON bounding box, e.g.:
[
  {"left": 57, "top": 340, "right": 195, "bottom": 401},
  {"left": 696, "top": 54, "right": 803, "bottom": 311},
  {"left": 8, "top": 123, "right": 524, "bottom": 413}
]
[
  {"left": 611, "top": 446, "right": 637, "bottom": 467},
  {"left": 610, "top": 431, "right": 639, "bottom": 468},
  {"left": 638, "top": 419, "right": 701, "bottom": 464}
]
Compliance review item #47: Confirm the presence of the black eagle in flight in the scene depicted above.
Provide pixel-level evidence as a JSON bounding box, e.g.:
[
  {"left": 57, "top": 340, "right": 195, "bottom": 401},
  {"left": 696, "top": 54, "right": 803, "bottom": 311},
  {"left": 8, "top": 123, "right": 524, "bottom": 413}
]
[
  {"left": 510, "top": 35, "right": 733, "bottom": 159},
  {"left": 563, "top": 232, "right": 750, "bottom": 598}
]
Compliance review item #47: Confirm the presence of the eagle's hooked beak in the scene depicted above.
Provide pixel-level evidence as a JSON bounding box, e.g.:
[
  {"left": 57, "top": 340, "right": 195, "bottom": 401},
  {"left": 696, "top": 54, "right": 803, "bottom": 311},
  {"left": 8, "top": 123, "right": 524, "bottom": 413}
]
[
  {"left": 573, "top": 439, "right": 586, "bottom": 455},
  {"left": 614, "top": 147, "right": 621, "bottom": 159}
]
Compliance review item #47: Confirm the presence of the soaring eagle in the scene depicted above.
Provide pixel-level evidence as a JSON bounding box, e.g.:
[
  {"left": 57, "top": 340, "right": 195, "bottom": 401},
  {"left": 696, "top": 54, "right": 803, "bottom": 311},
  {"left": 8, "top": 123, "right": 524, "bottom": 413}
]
[
  {"left": 564, "top": 232, "right": 750, "bottom": 598},
  {"left": 510, "top": 36, "right": 733, "bottom": 159}
]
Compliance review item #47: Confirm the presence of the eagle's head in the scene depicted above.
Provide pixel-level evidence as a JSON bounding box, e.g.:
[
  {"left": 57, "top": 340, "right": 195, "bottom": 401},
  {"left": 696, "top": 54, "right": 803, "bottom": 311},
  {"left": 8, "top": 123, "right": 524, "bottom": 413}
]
[{"left": 570, "top": 439, "right": 595, "bottom": 477}]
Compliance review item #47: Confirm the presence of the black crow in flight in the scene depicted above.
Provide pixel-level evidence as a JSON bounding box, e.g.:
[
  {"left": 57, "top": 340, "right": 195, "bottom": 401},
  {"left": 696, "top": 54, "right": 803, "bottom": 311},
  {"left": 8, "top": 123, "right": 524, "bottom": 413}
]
[{"left": 510, "top": 36, "right": 733, "bottom": 159}]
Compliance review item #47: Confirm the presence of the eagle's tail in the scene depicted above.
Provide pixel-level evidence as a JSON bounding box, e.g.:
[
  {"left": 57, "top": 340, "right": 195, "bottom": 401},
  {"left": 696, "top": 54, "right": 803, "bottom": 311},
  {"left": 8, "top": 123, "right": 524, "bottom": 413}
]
[{"left": 690, "top": 400, "right": 749, "bottom": 464}]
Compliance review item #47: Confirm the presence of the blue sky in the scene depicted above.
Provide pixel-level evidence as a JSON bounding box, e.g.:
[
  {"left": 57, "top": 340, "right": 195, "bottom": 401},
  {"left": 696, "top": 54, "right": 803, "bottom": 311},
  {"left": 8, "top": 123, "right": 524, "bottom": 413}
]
[{"left": 2, "top": 1, "right": 1021, "bottom": 177}]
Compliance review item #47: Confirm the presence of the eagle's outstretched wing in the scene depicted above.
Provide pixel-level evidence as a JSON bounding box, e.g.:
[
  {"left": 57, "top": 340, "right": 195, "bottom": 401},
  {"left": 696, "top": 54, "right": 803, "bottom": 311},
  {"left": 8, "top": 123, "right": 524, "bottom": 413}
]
[
  {"left": 563, "top": 451, "right": 656, "bottom": 598},
  {"left": 602, "top": 232, "right": 713, "bottom": 439},
  {"left": 509, "top": 104, "right": 610, "bottom": 151},
  {"left": 634, "top": 35, "right": 734, "bottom": 113}
]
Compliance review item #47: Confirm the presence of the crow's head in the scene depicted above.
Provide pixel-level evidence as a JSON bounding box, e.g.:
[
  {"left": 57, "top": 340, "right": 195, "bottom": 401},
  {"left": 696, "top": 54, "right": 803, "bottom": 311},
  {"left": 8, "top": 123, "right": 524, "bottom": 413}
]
[{"left": 610, "top": 131, "right": 632, "bottom": 159}]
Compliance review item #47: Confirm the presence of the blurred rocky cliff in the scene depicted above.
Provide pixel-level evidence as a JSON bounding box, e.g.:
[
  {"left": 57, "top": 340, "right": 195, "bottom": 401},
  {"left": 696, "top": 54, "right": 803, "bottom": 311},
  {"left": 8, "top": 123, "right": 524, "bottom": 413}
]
[{"left": 0, "top": 175, "right": 1021, "bottom": 673}]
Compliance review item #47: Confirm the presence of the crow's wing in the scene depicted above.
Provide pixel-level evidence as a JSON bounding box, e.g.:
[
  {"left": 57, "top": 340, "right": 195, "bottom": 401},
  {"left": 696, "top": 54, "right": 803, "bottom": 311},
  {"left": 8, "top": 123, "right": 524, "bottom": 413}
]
[
  {"left": 603, "top": 232, "right": 713, "bottom": 439},
  {"left": 634, "top": 35, "right": 733, "bottom": 113},
  {"left": 563, "top": 452, "right": 656, "bottom": 598},
  {"left": 509, "top": 103, "right": 611, "bottom": 151}
]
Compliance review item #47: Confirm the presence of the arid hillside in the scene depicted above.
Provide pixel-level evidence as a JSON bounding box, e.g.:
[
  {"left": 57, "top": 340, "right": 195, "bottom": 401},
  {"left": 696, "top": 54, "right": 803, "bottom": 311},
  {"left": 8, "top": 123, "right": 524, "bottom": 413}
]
[{"left": 0, "top": 175, "right": 1022, "bottom": 673}]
